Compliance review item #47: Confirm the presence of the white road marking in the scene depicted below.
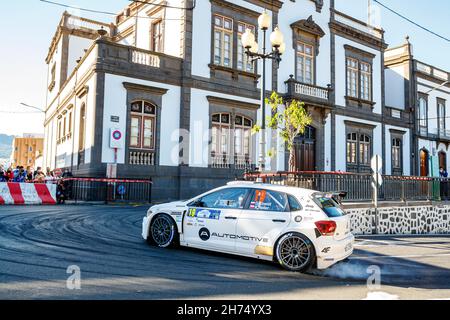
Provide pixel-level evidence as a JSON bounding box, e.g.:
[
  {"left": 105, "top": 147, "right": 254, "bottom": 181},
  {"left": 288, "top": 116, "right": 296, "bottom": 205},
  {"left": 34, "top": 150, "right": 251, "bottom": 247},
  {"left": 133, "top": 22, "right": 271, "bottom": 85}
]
[
  {"left": 363, "top": 291, "right": 399, "bottom": 300},
  {"left": 351, "top": 253, "right": 450, "bottom": 260}
]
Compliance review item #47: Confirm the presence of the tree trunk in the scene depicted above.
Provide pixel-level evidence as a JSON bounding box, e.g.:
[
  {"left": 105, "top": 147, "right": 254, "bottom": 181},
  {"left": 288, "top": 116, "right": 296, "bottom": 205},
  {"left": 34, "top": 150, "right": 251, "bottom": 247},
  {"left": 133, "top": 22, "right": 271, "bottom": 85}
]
[{"left": 289, "top": 149, "right": 296, "bottom": 172}]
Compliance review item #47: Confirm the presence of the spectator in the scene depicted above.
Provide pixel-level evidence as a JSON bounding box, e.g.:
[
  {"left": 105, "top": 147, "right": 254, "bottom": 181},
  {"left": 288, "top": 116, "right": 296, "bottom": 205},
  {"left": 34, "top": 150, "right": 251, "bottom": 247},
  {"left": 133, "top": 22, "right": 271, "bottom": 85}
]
[
  {"left": 439, "top": 167, "right": 448, "bottom": 178},
  {"left": 439, "top": 167, "right": 449, "bottom": 201},
  {"left": 0, "top": 165, "right": 6, "bottom": 182},
  {"left": 26, "top": 166, "right": 33, "bottom": 182},
  {"left": 7, "top": 167, "right": 13, "bottom": 181},
  {"left": 34, "top": 167, "right": 42, "bottom": 179},
  {"left": 34, "top": 168, "right": 46, "bottom": 183}
]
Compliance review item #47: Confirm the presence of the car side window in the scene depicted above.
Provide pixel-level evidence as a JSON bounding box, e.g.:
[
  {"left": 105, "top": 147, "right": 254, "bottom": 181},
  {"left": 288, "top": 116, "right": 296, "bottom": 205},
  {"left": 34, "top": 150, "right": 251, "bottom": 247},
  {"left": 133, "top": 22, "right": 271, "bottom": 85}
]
[
  {"left": 247, "top": 189, "right": 288, "bottom": 212},
  {"left": 288, "top": 195, "right": 303, "bottom": 212},
  {"left": 196, "top": 188, "right": 249, "bottom": 209}
]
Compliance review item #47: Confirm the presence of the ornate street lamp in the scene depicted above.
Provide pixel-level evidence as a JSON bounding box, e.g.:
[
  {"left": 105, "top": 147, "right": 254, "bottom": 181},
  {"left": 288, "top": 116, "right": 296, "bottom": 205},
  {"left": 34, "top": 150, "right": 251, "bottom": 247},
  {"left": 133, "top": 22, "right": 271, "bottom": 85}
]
[{"left": 241, "top": 10, "right": 285, "bottom": 171}]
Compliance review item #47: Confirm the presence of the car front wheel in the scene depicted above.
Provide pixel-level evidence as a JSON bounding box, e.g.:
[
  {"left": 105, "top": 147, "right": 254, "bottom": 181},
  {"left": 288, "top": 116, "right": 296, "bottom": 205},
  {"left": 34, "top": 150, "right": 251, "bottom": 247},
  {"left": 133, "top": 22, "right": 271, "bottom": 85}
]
[
  {"left": 149, "top": 214, "right": 178, "bottom": 248},
  {"left": 275, "top": 233, "right": 315, "bottom": 272}
]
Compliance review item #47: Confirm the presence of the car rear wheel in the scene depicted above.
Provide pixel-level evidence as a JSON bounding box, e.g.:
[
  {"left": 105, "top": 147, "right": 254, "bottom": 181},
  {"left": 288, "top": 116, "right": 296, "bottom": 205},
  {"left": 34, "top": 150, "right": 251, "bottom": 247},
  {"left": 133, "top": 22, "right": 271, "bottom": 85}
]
[
  {"left": 149, "top": 214, "right": 178, "bottom": 248},
  {"left": 275, "top": 233, "right": 315, "bottom": 272}
]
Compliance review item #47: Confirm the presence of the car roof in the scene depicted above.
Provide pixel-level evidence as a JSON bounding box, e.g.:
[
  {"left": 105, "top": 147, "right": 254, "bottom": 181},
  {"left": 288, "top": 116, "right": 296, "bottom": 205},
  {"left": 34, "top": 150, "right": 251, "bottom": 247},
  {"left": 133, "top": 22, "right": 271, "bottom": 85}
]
[{"left": 225, "top": 181, "right": 317, "bottom": 197}]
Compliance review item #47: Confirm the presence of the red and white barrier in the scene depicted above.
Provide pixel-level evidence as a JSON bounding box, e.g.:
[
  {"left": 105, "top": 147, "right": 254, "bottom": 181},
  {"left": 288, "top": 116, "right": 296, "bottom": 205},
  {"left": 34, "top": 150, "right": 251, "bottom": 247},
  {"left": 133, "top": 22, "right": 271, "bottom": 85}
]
[{"left": 0, "top": 183, "right": 57, "bottom": 205}]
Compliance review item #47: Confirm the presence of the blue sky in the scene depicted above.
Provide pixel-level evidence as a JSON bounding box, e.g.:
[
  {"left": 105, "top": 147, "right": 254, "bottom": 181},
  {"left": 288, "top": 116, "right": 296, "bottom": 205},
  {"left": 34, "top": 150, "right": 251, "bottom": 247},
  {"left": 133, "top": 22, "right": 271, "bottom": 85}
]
[{"left": 0, "top": 0, "right": 449, "bottom": 135}]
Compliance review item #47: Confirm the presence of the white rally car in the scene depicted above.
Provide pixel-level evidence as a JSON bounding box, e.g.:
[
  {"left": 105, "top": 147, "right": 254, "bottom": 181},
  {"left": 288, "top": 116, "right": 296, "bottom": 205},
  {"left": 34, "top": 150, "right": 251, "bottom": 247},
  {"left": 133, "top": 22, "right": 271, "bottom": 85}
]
[{"left": 142, "top": 182, "right": 354, "bottom": 272}]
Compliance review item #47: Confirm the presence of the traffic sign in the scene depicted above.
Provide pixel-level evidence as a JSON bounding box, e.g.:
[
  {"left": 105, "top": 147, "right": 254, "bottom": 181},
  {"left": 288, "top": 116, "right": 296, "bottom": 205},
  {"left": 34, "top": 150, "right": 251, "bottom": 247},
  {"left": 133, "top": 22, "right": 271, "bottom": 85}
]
[
  {"left": 371, "top": 155, "right": 383, "bottom": 173},
  {"left": 110, "top": 128, "right": 124, "bottom": 149},
  {"left": 117, "top": 185, "right": 126, "bottom": 196}
]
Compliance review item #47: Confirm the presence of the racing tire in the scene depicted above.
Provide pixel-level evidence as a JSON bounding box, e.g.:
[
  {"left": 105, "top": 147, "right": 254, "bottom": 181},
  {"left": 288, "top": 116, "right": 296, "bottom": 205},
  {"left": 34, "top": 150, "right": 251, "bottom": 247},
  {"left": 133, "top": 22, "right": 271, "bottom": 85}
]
[
  {"left": 275, "top": 232, "right": 316, "bottom": 273},
  {"left": 148, "top": 214, "right": 179, "bottom": 248}
]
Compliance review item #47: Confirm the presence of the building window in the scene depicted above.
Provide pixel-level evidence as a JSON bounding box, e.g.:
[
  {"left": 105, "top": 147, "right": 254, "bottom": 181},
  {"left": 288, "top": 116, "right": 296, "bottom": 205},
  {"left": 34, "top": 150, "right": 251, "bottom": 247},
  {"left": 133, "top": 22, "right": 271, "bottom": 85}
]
[
  {"left": 68, "top": 111, "right": 72, "bottom": 134},
  {"left": 234, "top": 115, "right": 252, "bottom": 158},
  {"left": 359, "top": 134, "right": 371, "bottom": 165},
  {"left": 296, "top": 42, "right": 314, "bottom": 84},
  {"left": 346, "top": 58, "right": 359, "bottom": 98},
  {"left": 418, "top": 97, "right": 428, "bottom": 134},
  {"left": 79, "top": 104, "right": 86, "bottom": 151},
  {"left": 346, "top": 132, "right": 372, "bottom": 171},
  {"left": 213, "top": 15, "right": 233, "bottom": 68},
  {"left": 130, "top": 101, "right": 156, "bottom": 150},
  {"left": 346, "top": 133, "right": 357, "bottom": 164},
  {"left": 438, "top": 100, "right": 446, "bottom": 135},
  {"left": 360, "top": 62, "right": 371, "bottom": 101},
  {"left": 237, "top": 22, "right": 255, "bottom": 73},
  {"left": 346, "top": 57, "right": 372, "bottom": 101},
  {"left": 151, "top": 19, "right": 163, "bottom": 52},
  {"left": 392, "top": 138, "right": 402, "bottom": 171},
  {"left": 211, "top": 113, "right": 231, "bottom": 157},
  {"left": 29, "top": 146, "right": 33, "bottom": 152}
]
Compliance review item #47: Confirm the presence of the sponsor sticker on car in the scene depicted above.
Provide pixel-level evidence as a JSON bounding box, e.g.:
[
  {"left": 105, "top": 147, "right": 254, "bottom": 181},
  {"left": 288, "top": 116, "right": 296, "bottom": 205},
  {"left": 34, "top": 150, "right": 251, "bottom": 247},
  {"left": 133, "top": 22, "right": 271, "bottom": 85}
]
[{"left": 188, "top": 208, "right": 221, "bottom": 220}]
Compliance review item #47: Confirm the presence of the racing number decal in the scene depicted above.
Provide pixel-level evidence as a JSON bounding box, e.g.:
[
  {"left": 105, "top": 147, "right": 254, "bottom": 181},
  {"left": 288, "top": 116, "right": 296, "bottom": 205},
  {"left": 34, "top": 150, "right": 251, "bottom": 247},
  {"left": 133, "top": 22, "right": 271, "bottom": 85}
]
[{"left": 254, "top": 190, "right": 267, "bottom": 203}]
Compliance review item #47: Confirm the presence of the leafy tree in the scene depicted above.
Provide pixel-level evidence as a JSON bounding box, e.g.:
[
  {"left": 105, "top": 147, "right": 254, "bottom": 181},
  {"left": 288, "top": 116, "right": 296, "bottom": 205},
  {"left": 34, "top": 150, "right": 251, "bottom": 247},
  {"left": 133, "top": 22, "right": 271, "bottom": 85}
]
[{"left": 253, "top": 92, "right": 312, "bottom": 171}]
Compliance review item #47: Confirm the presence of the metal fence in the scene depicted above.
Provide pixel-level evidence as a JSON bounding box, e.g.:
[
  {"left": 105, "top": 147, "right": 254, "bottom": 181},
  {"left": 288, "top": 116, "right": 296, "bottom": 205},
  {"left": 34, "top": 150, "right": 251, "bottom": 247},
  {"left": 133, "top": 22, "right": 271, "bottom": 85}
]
[
  {"left": 244, "top": 171, "right": 449, "bottom": 202},
  {"left": 62, "top": 178, "right": 152, "bottom": 204}
]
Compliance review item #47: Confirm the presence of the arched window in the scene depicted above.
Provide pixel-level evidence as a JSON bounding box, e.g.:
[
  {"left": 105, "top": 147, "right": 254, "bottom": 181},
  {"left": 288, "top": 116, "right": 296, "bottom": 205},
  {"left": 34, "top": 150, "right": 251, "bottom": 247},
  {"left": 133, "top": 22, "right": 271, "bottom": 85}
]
[
  {"left": 211, "top": 113, "right": 231, "bottom": 156},
  {"left": 130, "top": 101, "right": 157, "bottom": 150},
  {"left": 346, "top": 132, "right": 372, "bottom": 172},
  {"left": 234, "top": 115, "right": 252, "bottom": 157}
]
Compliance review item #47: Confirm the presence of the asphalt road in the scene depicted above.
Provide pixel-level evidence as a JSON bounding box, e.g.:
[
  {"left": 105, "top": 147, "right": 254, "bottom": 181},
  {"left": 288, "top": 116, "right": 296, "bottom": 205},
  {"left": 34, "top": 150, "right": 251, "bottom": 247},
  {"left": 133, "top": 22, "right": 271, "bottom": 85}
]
[{"left": 0, "top": 205, "right": 449, "bottom": 300}]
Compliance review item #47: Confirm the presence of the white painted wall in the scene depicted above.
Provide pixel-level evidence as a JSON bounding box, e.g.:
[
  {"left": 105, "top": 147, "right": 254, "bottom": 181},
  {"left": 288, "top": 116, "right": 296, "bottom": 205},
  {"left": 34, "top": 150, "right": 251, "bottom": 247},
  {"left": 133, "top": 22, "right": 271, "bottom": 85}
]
[
  {"left": 102, "top": 74, "right": 181, "bottom": 166},
  {"left": 385, "top": 65, "right": 406, "bottom": 109},
  {"left": 67, "top": 36, "right": 93, "bottom": 78}
]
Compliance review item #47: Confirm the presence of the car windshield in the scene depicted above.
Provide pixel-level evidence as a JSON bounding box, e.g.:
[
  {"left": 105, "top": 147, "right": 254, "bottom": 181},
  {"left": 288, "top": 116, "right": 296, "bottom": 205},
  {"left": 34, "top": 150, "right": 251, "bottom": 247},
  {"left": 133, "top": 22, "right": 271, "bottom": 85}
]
[{"left": 312, "top": 194, "right": 345, "bottom": 218}]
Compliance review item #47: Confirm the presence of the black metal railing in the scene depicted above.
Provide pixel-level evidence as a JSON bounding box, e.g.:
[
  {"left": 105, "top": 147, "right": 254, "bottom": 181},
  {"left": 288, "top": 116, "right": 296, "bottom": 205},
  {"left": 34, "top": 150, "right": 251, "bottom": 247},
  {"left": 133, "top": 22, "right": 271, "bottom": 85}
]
[
  {"left": 244, "top": 171, "right": 448, "bottom": 202},
  {"left": 62, "top": 178, "right": 152, "bottom": 203}
]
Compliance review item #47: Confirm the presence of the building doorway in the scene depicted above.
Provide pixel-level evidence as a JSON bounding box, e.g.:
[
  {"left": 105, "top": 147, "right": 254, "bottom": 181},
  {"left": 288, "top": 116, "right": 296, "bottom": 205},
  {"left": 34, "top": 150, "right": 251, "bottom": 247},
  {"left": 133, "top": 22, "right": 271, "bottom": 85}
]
[
  {"left": 420, "top": 148, "right": 429, "bottom": 177},
  {"left": 293, "top": 126, "right": 316, "bottom": 171},
  {"left": 439, "top": 151, "right": 447, "bottom": 170}
]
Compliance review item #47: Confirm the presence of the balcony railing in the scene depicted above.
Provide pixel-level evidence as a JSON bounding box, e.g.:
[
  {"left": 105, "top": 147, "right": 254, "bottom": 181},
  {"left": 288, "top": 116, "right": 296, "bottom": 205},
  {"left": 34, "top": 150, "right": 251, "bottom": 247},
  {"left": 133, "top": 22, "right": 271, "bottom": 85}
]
[
  {"left": 285, "top": 75, "right": 332, "bottom": 106},
  {"left": 63, "top": 12, "right": 113, "bottom": 36},
  {"left": 427, "top": 127, "right": 450, "bottom": 141},
  {"left": 416, "top": 61, "right": 450, "bottom": 81},
  {"left": 131, "top": 49, "right": 161, "bottom": 68},
  {"left": 244, "top": 171, "right": 444, "bottom": 202},
  {"left": 210, "top": 153, "right": 255, "bottom": 170},
  {"left": 129, "top": 151, "right": 155, "bottom": 166},
  {"left": 332, "top": 9, "right": 384, "bottom": 39}
]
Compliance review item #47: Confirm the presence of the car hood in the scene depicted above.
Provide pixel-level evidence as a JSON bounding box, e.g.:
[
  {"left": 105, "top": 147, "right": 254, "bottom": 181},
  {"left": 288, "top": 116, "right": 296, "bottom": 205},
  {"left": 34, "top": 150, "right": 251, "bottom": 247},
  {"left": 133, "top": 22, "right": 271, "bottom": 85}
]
[{"left": 150, "top": 200, "right": 189, "bottom": 212}]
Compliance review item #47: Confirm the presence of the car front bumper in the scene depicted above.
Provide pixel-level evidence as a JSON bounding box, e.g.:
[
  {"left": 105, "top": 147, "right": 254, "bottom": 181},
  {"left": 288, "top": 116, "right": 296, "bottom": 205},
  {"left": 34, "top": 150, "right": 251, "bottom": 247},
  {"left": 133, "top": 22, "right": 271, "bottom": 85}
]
[{"left": 315, "top": 233, "right": 355, "bottom": 270}]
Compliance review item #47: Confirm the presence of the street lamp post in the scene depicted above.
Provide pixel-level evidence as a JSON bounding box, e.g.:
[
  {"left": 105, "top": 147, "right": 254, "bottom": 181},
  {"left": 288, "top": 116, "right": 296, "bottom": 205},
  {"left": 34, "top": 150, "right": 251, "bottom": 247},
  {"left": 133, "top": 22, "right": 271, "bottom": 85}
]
[{"left": 241, "top": 10, "right": 285, "bottom": 172}]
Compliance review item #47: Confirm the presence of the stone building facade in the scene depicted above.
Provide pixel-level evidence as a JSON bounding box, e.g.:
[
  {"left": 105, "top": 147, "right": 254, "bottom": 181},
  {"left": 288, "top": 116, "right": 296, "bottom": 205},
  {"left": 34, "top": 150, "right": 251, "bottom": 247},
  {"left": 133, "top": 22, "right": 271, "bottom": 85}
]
[{"left": 43, "top": 0, "right": 419, "bottom": 200}]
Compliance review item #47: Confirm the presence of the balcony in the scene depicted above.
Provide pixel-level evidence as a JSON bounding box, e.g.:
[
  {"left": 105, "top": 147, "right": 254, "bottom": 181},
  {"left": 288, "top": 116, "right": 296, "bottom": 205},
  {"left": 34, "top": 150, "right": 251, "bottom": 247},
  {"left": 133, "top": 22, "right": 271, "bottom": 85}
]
[
  {"left": 210, "top": 153, "right": 255, "bottom": 171},
  {"left": 129, "top": 151, "right": 155, "bottom": 166},
  {"left": 284, "top": 75, "right": 332, "bottom": 107},
  {"left": 427, "top": 128, "right": 450, "bottom": 142}
]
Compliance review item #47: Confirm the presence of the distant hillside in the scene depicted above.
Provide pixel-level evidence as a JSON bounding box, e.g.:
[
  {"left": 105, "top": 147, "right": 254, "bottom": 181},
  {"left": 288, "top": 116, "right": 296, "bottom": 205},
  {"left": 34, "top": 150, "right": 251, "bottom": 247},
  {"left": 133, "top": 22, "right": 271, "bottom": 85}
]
[{"left": 0, "top": 134, "right": 15, "bottom": 159}]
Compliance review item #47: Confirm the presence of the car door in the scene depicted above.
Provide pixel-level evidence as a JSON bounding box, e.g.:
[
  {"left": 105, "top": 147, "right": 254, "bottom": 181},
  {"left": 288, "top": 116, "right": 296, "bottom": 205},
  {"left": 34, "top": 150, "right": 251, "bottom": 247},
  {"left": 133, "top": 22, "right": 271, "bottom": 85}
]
[
  {"left": 184, "top": 187, "right": 250, "bottom": 253},
  {"left": 235, "top": 188, "right": 290, "bottom": 256}
]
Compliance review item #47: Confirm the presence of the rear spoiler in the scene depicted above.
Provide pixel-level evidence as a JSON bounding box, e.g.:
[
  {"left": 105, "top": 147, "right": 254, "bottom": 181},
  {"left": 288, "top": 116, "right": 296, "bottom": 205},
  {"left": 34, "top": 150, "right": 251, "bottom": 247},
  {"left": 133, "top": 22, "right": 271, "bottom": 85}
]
[{"left": 323, "top": 191, "right": 347, "bottom": 204}]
